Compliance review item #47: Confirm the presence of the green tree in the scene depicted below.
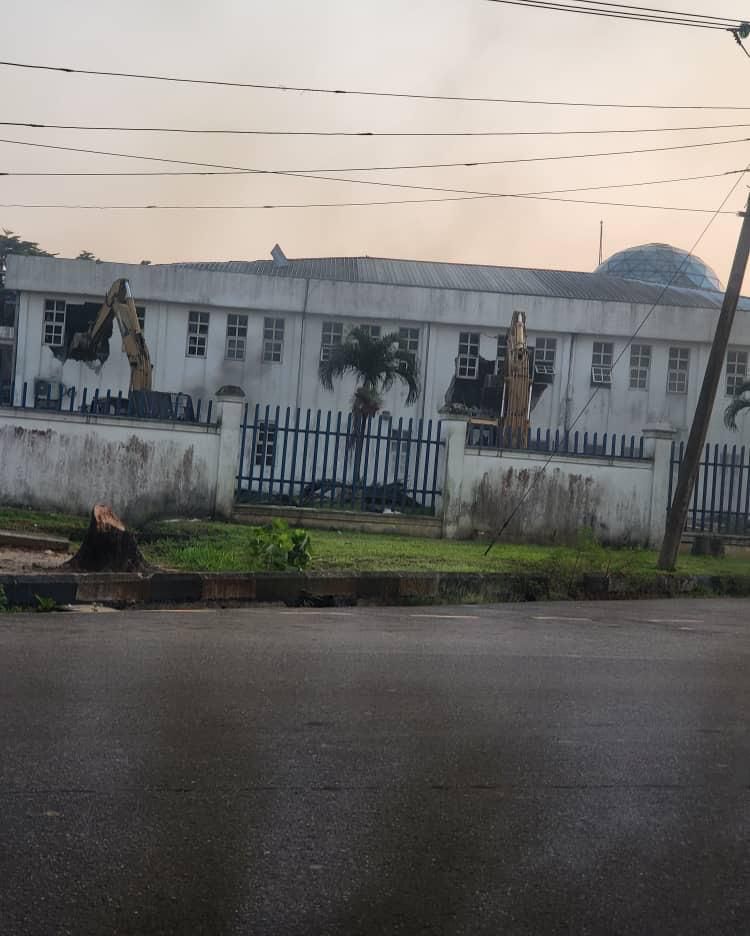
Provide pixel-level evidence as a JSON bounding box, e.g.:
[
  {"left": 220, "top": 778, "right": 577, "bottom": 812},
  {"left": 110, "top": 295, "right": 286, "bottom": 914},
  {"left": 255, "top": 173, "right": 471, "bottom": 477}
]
[
  {"left": 76, "top": 250, "right": 99, "bottom": 261},
  {"left": 318, "top": 326, "right": 420, "bottom": 481},
  {"left": 725, "top": 381, "right": 750, "bottom": 430},
  {"left": 0, "top": 230, "right": 56, "bottom": 285}
]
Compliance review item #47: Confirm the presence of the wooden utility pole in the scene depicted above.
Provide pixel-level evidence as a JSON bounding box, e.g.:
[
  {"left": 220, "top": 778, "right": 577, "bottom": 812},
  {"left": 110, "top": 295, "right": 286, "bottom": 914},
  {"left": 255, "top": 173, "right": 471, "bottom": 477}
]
[{"left": 658, "top": 193, "right": 750, "bottom": 570}]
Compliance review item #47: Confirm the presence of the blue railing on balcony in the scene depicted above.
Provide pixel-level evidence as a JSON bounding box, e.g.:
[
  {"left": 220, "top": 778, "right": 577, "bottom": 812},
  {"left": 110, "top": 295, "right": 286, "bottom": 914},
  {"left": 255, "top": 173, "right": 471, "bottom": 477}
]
[{"left": 466, "top": 423, "right": 647, "bottom": 461}]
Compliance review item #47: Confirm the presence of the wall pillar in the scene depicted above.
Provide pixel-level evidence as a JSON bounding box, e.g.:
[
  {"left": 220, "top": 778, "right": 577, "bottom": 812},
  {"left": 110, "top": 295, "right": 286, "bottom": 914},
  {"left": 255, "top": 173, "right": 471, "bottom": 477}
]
[
  {"left": 643, "top": 423, "right": 677, "bottom": 548},
  {"left": 441, "top": 416, "right": 469, "bottom": 539},
  {"left": 214, "top": 385, "right": 246, "bottom": 520}
]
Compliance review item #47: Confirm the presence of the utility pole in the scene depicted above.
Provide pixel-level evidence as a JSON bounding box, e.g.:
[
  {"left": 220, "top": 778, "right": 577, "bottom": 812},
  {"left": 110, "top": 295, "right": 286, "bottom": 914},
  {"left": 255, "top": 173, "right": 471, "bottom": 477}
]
[
  {"left": 598, "top": 221, "right": 604, "bottom": 266},
  {"left": 658, "top": 193, "right": 750, "bottom": 570}
]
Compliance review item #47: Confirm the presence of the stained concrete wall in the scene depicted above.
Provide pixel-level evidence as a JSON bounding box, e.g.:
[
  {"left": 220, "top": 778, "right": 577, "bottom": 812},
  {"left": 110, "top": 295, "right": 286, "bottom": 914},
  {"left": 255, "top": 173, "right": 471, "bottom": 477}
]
[
  {"left": 441, "top": 419, "right": 660, "bottom": 545},
  {"left": 0, "top": 409, "right": 223, "bottom": 525}
]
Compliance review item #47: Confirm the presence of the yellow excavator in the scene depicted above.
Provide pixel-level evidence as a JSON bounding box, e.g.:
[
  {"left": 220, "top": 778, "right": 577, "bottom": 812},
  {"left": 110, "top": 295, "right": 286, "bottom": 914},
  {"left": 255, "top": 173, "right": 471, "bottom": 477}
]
[
  {"left": 69, "top": 278, "right": 153, "bottom": 391},
  {"left": 68, "top": 278, "right": 194, "bottom": 420}
]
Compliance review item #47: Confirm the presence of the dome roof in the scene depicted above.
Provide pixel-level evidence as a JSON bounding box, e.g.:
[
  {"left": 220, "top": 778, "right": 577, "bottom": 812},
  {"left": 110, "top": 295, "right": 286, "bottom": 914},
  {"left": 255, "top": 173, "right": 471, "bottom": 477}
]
[{"left": 595, "top": 243, "right": 722, "bottom": 292}]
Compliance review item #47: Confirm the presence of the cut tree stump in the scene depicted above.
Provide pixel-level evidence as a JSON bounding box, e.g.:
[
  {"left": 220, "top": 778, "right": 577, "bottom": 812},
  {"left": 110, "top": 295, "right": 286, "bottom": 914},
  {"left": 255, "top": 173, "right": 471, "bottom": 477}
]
[{"left": 65, "top": 504, "right": 151, "bottom": 573}]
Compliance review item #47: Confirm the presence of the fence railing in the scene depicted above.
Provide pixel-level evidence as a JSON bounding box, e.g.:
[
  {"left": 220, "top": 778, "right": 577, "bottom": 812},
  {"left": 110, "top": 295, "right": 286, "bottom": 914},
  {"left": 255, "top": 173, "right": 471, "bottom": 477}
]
[
  {"left": 669, "top": 441, "right": 750, "bottom": 535},
  {"left": 0, "top": 381, "right": 215, "bottom": 425},
  {"left": 466, "top": 423, "right": 647, "bottom": 461},
  {"left": 237, "top": 404, "right": 445, "bottom": 515}
]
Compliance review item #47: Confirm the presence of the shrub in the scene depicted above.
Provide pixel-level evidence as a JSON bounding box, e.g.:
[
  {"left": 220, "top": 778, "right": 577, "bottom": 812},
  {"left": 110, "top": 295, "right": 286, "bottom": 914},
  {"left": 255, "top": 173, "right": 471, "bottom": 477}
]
[
  {"left": 247, "top": 520, "right": 312, "bottom": 571},
  {"left": 0, "top": 586, "right": 7, "bottom": 612}
]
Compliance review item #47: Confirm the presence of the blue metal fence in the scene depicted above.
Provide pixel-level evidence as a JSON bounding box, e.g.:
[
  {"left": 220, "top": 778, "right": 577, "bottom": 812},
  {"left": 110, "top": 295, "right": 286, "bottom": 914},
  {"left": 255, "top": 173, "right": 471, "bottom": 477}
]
[
  {"left": 0, "top": 381, "right": 215, "bottom": 424},
  {"left": 237, "top": 404, "right": 445, "bottom": 515},
  {"left": 669, "top": 441, "right": 750, "bottom": 534},
  {"left": 467, "top": 422, "right": 647, "bottom": 460}
]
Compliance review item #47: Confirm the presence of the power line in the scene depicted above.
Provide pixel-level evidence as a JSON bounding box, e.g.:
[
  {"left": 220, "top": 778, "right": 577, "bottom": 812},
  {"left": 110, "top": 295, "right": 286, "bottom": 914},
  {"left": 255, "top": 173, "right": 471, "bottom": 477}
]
[
  {"left": 485, "top": 161, "right": 750, "bottom": 554},
  {"left": 3, "top": 58, "right": 750, "bottom": 111},
  {"left": 0, "top": 169, "right": 742, "bottom": 213},
  {"left": 1, "top": 134, "right": 748, "bottom": 177},
  {"left": 560, "top": 1, "right": 739, "bottom": 24},
  {"left": 7, "top": 119, "right": 750, "bottom": 137},
  {"left": 0, "top": 196, "right": 738, "bottom": 213},
  {"left": 486, "top": 0, "right": 745, "bottom": 30},
  {"left": 1, "top": 168, "right": 736, "bottom": 194}
]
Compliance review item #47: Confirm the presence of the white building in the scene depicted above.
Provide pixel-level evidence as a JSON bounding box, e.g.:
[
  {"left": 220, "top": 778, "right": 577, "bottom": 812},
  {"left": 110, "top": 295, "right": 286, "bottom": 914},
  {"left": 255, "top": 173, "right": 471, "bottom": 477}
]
[{"left": 5, "top": 244, "right": 750, "bottom": 443}]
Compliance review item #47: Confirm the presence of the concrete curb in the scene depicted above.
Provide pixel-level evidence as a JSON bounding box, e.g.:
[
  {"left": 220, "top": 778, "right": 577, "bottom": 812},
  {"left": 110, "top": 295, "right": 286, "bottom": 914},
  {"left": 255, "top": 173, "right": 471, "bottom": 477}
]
[
  {"left": 3, "top": 569, "right": 750, "bottom": 608},
  {"left": 0, "top": 530, "right": 71, "bottom": 552}
]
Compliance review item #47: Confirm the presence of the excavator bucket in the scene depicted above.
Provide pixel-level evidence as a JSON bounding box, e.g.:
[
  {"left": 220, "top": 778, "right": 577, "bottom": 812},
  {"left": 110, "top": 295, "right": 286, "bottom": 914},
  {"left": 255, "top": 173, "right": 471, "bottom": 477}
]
[{"left": 67, "top": 331, "right": 97, "bottom": 361}]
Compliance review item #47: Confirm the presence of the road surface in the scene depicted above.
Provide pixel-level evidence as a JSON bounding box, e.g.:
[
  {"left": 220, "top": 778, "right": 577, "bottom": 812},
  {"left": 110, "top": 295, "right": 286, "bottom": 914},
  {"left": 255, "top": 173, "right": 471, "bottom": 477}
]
[{"left": 1, "top": 599, "right": 748, "bottom": 935}]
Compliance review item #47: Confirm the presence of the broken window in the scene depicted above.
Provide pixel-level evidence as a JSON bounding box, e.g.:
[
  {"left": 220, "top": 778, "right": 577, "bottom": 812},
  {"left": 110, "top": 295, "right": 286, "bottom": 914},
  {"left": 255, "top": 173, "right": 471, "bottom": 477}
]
[
  {"left": 726, "top": 348, "right": 748, "bottom": 396},
  {"left": 263, "top": 317, "right": 284, "bottom": 363},
  {"left": 534, "top": 337, "right": 557, "bottom": 377},
  {"left": 457, "top": 332, "right": 480, "bottom": 379},
  {"left": 255, "top": 423, "right": 276, "bottom": 467},
  {"left": 320, "top": 321, "right": 343, "bottom": 362},
  {"left": 225, "top": 313, "right": 248, "bottom": 361},
  {"left": 667, "top": 347, "right": 690, "bottom": 394},
  {"left": 43, "top": 299, "right": 66, "bottom": 347},
  {"left": 629, "top": 344, "right": 651, "bottom": 390},
  {"left": 591, "top": 341, "right": 614, "bottom": 387},
  {"left": 186, "top": 311, "right": 209, "bottom": 357},
  {"left": 496, "top": 335, "right": 507, "bottom": 373}
]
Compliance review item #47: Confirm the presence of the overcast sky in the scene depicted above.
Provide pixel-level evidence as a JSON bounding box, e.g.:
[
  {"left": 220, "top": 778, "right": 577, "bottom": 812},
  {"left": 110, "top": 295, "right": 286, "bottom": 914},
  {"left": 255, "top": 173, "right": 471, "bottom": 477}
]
[{"left": 2, "top": 0, "right": 750, "bottom": 285}]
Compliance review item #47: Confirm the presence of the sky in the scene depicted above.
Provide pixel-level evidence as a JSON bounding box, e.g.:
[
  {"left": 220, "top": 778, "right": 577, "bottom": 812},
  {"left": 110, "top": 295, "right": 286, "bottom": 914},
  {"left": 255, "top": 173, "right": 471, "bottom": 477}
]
[{"left": 2, "top": 0, "right": 750, "bottom": 286}]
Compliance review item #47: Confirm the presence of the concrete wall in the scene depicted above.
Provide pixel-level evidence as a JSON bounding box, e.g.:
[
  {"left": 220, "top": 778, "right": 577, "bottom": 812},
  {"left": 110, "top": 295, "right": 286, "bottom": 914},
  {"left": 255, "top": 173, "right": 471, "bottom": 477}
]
[
  {"left": 441, "top": 419, "right": 669, "bottom": 546},
  {"left": 8, "top": 255, "right": 750, "bottom": 448},
  {"left": 0, "top": 397, "right": 244, "bottom": 525}
]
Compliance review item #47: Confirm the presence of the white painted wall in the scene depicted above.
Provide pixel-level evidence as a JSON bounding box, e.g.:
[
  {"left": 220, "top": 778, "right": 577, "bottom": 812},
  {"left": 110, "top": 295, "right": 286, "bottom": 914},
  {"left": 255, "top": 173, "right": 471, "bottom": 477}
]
[
  {"left": 0, "top": 408, "right": 222, "bottom": 525},
  {"left": 8, "top": 254, "right": 750, "bottom": 446}
]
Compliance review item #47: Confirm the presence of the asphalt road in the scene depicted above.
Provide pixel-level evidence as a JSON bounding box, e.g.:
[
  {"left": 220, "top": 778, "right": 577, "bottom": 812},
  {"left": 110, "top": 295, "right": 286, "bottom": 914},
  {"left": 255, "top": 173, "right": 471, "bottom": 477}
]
[{"left": 0, "top": 599, "right": 749, "bottom": 936}]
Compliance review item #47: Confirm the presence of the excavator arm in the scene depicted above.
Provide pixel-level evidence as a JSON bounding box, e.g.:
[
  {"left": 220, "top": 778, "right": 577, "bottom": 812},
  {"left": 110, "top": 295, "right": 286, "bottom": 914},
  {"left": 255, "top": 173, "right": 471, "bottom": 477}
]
[{"left": 69, "top": 278, "right": 153, "bottom": 392}]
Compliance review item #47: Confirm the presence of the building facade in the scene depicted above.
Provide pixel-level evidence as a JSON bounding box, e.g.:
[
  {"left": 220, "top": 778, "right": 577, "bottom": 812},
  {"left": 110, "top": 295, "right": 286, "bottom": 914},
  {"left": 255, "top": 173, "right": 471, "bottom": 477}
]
[{"left": 6, "top": 245, "right": 750, "bottom": 444}]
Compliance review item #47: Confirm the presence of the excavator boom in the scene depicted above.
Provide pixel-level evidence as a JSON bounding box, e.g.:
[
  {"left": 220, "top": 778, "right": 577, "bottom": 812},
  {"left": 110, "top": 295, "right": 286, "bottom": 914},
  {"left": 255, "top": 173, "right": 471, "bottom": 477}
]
[{"left": 69, "top": 278, "right": 153, "bottom": 392}]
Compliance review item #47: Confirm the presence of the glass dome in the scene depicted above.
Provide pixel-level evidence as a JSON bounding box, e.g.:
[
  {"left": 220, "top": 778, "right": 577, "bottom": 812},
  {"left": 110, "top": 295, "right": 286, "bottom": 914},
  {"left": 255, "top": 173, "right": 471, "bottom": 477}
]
[{"left": 595, "top": 243, "right": 723, "bottom": 292}]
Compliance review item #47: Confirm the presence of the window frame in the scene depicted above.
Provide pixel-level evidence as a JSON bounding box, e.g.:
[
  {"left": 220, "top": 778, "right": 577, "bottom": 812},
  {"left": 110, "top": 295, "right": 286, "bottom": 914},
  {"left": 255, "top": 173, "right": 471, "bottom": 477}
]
[
  {"left": 457, "top": 331, "right": 480, "bottom": 380},
  {"left": 320, "top": 320, "right": 344, "bottom": 362},
  {"left": 667, "top": 346, "right": 690, "bottom": 395},
  {"left": 262, "top": 317, "right": 285, "bottom": 364},
  {"left": 225, "top": 313, "right": 248, "bottom": 361},
  {"left": 254, "top": 422, "right": 277, "bottom": 468},
  {"left": 726, "top": 348, "right": 748, "bottom": 397},
  {"left": 629, "top": 343, "right": 651, "bottom": 391},
  {"left": 591, "top": 341, "right": 614, "bottom": 387},
  {"left": 186, "top": 310, "right": 210, "bottom": 358},
  {"left": 43, "top": 298, "right": 66, "bottom": 348}
]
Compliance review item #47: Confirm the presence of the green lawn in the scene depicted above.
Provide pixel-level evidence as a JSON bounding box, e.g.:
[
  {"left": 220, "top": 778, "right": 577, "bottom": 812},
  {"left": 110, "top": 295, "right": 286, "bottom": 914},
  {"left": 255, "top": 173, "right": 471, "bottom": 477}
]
[{"left": 1, "top": 506, "right": 748, "bottom": 578}]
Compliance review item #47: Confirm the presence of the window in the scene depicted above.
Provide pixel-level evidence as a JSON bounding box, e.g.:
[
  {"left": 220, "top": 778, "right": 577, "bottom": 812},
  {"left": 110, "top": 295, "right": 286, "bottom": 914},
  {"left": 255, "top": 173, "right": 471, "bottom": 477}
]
[
  {"left": 320, "top": 321, "right": 343, "bottom": 362},
  {"left": 225, "top": 313, "right": 248, "bottom": 361},
  {"left": 667, "top": 347, "right": 690, "bottom": 394},
  {"left": 43, "top": 299, "right": 66, "bottom": 347},
  {"left": 726, "top": 349, "right": 748, "bottom": 396},
  {"left": 629, "top": 344, "right": 651, "bottom": 390},
  {"left": 398, "top": 326, "right": 419, "bottom": 357},
  {"left": 186, "top": 310, "right": 209, "bottom": 357},
  {"left": 136, "top": 306, "right": 146, "bottom": 331},
  {"left": 496, "top": 335, "right": 507, "bottom": 372},
  {"left": 534, "top": 337, "right": 557, "bottom": 376},
  {"left": 457, "top": 331, "right": 480, "bottom": 379},
  {"left": 591, "top": 341, "right": 614, "bottom": 386},
  {"left": 357, "top": 323, "right": 381, "bottom": 340},
  {"left": 255, "top": 423, "right": 276, "bottom": 467},
  {"left": 263, "top": 317, "right": 284, "bottom": 363}
]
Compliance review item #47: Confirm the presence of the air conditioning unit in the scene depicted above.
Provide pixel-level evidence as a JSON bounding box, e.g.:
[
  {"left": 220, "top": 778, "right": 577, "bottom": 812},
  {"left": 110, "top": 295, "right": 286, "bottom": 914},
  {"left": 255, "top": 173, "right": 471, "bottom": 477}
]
[{"left": 33, "top": 379, "right": 63, "bottom": 410}]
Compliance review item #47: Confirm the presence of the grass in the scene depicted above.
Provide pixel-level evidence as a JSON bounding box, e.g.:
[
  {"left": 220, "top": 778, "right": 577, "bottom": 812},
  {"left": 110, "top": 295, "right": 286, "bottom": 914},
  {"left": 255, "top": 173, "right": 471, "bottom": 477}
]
[{"left": 1, "top": 506, "right": 749, "bottom": 578}]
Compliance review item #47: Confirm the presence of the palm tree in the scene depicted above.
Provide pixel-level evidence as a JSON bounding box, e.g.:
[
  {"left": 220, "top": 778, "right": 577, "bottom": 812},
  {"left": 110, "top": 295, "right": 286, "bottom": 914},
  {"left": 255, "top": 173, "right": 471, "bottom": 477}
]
[
  {"left": 725, "top": 380, "right": 750, "bottom": 430},
  {"left": 318, "top": 326, "right": 420, "bottom": 483}
]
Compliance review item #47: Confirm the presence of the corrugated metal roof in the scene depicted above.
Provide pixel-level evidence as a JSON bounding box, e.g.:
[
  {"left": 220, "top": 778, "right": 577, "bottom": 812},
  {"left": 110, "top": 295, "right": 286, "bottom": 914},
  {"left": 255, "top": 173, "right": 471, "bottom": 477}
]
[{"left": 162, "top": 256, "right": 744, "bottom": 312}]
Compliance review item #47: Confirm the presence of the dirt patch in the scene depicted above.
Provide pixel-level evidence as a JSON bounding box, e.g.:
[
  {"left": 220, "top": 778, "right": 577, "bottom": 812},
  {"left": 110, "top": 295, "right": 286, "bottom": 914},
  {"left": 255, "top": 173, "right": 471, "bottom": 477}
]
[{"left": 0, "top": 548, "right": 69, "bottom": 574}]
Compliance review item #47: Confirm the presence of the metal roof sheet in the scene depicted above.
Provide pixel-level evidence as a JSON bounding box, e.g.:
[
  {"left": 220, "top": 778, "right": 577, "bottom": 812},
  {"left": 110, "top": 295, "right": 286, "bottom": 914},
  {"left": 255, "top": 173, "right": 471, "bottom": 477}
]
[{"left": 162, "top": 256, "right": 742, "bottom": 312}]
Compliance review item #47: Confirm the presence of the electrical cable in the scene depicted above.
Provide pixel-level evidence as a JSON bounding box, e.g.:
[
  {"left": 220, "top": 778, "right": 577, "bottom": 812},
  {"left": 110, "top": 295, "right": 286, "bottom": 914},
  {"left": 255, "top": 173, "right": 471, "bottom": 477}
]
[
  {"left": 0, "top": 134, "right": 748, "bottom": 177},
  {"left": 483, "top": 163, "right": 750, "bottom": 554},
  {"left": 3, "top": 59, "right": 750, "bottom": 111},
  {"left": 7, "top": 119, "right": 750, "bottom": 137},
  {"left": 486, "top": 0, "right": 744, "bottom": 29}
]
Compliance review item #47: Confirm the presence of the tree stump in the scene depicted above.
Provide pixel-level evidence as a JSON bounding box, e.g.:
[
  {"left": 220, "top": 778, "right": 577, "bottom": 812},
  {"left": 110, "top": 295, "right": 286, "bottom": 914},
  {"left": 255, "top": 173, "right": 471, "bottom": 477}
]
[{"left": 65, "top": 504, "right": 150, "bottom": 573}]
